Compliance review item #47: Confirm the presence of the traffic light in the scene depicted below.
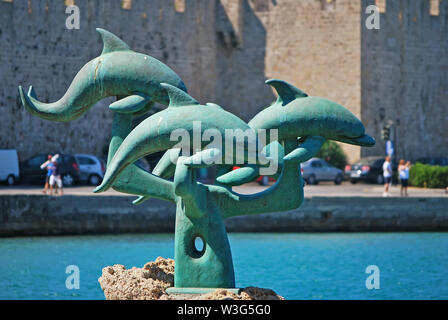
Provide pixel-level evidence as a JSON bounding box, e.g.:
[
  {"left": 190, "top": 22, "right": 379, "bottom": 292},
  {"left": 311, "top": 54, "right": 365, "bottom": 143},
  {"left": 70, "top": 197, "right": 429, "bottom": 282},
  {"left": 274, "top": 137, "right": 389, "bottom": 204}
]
[{"left": 381, "top": 125, "right": 391, "bottom": 141}]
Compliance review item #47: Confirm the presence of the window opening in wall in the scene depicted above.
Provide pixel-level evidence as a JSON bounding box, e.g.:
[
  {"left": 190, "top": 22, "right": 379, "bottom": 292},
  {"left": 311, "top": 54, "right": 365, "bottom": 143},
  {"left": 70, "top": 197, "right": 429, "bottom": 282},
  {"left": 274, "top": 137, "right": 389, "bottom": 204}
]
[
  {"left": 375, "top": 0, "right": 386, "bottom": 13},
  {"left": 174, "top": 0, "right": 185, "bottom": 13},
  {"left": 252, "top": 0, "right": 270, "bottom": 12},
  {"left": 429, "top": 0, "right": 440, "bottom": 16},
  {"left": 321, "top": 0, "right": 336, "bottom": 11},
  {"left": 122, "top": 0, "right": 132, "bottom": 10}
]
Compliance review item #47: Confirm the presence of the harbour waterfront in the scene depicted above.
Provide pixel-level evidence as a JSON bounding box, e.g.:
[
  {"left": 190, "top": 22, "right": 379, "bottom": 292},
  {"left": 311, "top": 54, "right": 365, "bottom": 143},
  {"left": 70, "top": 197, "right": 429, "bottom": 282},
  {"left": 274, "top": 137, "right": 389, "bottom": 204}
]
[
  {"left": 0, "top": 232, "right": 447, "bottom": 300},
  {"left": 2, "top": 193, "right": 448, "bottom": 236}
]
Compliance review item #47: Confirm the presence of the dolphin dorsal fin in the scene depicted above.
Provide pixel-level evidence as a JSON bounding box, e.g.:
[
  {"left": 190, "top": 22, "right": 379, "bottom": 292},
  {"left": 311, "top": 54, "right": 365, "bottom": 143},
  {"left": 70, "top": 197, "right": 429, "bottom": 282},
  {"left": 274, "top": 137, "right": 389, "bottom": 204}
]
[
  {"left": 161, "top": 83, "right": 200, "bottom": 107},
  {"left": 96, "top": 28, "right": 131, "bottom": 55},
  {"left": 206, "top": 102, "right": 224, "bottom": 109},
  {"left": 266, "top": 79, "right": 308, "bottom": 106}
]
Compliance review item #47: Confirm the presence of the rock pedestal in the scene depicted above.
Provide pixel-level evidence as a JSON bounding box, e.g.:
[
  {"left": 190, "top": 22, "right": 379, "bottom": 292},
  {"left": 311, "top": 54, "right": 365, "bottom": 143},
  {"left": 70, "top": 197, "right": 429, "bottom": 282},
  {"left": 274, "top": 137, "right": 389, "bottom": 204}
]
[{"left": 98, "top": 257, "right": 284, "bottom": 300}]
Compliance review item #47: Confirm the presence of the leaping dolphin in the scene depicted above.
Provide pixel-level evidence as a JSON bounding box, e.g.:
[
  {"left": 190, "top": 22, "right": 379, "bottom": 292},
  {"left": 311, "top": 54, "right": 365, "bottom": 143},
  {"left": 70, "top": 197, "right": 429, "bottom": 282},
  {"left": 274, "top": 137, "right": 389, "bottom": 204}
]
[
  {"left": 249, "top": 79, "right": 375, "bottom": 160},
  {"left": 18, "top": 28, "right": 189, "bottom": 204},
  {"left": 18, "top": 28, "right": 187, "bottom": 121},
  {"left": 217, "top": 79, "right": 375, "bottom": 186}
]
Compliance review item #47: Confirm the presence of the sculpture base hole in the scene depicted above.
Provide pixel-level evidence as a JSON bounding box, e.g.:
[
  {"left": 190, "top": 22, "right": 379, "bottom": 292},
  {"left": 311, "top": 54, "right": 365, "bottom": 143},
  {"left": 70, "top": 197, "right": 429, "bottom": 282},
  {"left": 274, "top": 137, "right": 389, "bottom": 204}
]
[{"left": 193, "top": 236, "right": 205, "bottom": 256}]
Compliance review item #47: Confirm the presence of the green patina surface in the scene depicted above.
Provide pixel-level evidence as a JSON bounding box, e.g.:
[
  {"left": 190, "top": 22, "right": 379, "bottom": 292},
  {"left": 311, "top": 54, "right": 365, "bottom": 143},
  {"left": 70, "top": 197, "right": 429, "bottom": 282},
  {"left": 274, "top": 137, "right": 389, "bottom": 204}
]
[{"left": 18, "top": 28, "right": 375, "bottom": 290}]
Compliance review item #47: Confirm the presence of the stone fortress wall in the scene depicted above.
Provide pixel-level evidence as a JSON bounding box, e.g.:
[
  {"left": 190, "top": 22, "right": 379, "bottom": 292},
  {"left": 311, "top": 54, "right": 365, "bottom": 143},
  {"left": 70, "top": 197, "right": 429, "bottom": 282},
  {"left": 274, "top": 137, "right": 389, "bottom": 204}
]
[
  {"left": 361, "top": 0, "right": 448, "bottom": 161},
  {"left": 0, "top": 0, "right": 218, "bottom": 160},
  {"left": 2, "top": 194, "right": 448, "bottom": 236},
  {"left": 0, "top": 0, "right": 446, "bottom": 164}
]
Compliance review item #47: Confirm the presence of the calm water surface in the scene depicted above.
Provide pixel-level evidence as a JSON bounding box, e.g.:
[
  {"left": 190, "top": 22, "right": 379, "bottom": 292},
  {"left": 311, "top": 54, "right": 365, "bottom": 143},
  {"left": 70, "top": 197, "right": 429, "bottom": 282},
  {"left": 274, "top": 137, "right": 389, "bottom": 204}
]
[{"left": 0, "top": 233, "right": 447, "bottom": 300}]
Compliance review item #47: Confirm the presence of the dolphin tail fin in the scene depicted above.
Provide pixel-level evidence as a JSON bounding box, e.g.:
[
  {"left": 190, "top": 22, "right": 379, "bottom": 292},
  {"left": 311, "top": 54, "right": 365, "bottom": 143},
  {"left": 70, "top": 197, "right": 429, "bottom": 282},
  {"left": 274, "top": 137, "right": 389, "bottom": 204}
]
[
  {"left": 96, "top": 28, "right": 132, "bottom": 55},
  {"left": 19, "top": 85, "right": 61, "bottom": 121},
  {"left": 266, "top": 79, "right": 308, "bottom": 106},
  {"left": 28, "top": 86, "right": 37, "bottom": 99}
]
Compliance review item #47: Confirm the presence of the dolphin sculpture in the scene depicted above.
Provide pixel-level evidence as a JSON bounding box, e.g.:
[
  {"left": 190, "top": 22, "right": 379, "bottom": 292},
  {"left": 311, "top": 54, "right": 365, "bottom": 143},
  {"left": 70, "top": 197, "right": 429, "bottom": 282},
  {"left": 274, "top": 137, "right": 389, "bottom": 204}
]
[
  {"left": 18, "top": 28, "right": 189, "bottom": 203},
  {"left": 250, "top": 79, "right": 375, "bottom": 153},
  {"left": 18, "top": 28, "right": 187, "bottom": 121},
  {"left": 218, "top": 79, "right": 375, "bottom": 186},
  {"left": 94, "top": 83, "right": 268, "bottom": 194}
]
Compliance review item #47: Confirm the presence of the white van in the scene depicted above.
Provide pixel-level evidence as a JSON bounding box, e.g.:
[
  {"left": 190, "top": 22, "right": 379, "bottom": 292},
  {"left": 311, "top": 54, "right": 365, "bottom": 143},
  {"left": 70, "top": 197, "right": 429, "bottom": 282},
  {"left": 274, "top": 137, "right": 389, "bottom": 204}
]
[{"left": 0, "top": 149, "right": 20, "bottom": 185}]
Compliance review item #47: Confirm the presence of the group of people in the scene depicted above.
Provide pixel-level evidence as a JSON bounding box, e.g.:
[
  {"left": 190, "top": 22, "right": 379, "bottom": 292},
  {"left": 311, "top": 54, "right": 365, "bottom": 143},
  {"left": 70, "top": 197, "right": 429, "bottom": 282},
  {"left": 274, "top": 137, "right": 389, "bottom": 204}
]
[
  {"left": 41, "top": 154, "right": 64, "bottom": 196},
  {"left": 382, "top": 155, "right": 411, "bottom": 197}
]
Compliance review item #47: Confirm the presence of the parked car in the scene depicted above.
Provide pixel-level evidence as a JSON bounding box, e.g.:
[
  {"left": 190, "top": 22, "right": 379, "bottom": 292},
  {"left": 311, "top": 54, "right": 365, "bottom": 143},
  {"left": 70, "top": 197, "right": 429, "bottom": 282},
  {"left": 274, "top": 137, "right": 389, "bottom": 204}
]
[
  {"left": 0, "top": 149, "right": 20, "bottom": 185},
  {"left": 415, "top": 157, "right": 448, "bottom": 166},
  {"left": 75, "top": 154, "right": 105, "bottom": 186},
  {"left": 345, "top": 156, "right": 397, "bottom": 184},
  {"left": 257, "top": 175, "right": 269, "bottom": 186},
  {"left": 301, "top": 158, "right": 344, "bottom": 185},
  {"left": 20, "top": 153, "right": 80, "bottom": 186}
]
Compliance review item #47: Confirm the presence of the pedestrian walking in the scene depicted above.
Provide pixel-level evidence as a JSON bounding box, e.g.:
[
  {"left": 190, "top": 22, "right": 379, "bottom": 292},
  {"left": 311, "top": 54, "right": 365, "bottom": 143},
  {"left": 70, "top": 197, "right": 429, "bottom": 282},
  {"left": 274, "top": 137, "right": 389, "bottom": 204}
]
[
  {"left": 40, "top": 155, "right": 53, "bottom": 194},
  {"left": 398, "top": 159, "right": 411, "bottom": 197},
  {"left": 48, "top": 155, "right": 64, "bottom": 196},
  {"left": 382, "top": 155, "right": 392, "bottom": 197}
]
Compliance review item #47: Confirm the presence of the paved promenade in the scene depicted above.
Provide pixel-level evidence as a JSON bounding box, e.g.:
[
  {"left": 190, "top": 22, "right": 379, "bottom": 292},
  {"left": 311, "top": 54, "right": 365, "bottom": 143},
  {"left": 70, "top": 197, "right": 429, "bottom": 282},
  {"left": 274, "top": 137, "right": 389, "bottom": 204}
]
[{"left": 0, "top": 181, "right": 445, "bottom": 198}]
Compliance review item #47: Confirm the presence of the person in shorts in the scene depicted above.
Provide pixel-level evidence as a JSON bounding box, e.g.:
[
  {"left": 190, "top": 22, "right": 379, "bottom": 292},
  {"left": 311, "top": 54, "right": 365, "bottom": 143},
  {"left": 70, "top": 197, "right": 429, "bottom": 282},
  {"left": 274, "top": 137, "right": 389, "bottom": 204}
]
[
  {"left": 382, "top": 155, "right": 392, "bottom": 197},
  {"left": 398, "top": 160, "right": 411, "bottom": 197},
  {"left": 49, "top": 156, "right": 64, "bottom": 196},
  {"left": 41, "top": 155, "right": 53, "bottom": 194}
]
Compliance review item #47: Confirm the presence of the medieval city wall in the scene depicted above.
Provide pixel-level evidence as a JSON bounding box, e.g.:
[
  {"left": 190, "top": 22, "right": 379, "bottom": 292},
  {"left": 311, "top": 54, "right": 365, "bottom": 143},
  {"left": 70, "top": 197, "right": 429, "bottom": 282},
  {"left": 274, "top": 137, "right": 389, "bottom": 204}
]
[
  {"left": 260, "top": 0, "right": 363, "bottom": 161},
  {"left": 0, "top": 0, "right": 218, "bottom": 160},
  {"left": 361, "top": 0, "right": 448, "bottom": 161},
  {"left": 215, "top": 0, "right": 363, "bottom": 161},
  {"left": 1, "top": 0, "right": 446, "bottom": 165},
  {"left": 0, "top": 0, "right": 364, "bottom": 162},
  {"left": 2, "top": 194, "right": 448, "bottom": 236}
]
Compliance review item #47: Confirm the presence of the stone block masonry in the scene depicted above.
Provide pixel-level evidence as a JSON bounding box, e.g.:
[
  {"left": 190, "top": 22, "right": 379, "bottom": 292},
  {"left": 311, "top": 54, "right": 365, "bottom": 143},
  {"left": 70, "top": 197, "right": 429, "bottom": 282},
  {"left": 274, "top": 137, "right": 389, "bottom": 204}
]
[
  {"left": 361, "top": 0, "right": 448, "bottom": 161},
  {"left": 0, "top": 0, "right": 218, "bottom": 160},
  {"left": 0, "top": 0, "right": 446, "bottom": 164},
  {"left": 1, "top": 195, "right": 447, "bottom": 236}
]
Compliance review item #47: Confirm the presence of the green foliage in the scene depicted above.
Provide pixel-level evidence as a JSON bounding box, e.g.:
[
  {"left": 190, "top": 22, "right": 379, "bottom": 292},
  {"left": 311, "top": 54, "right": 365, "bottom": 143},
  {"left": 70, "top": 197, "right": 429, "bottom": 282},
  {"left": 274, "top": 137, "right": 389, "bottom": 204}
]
[
  {"left": 316, "top": 140, "right": 347, "bottom": 169},
  {"left": 409, "top": 163, "right": 448, "bottom": 188}
]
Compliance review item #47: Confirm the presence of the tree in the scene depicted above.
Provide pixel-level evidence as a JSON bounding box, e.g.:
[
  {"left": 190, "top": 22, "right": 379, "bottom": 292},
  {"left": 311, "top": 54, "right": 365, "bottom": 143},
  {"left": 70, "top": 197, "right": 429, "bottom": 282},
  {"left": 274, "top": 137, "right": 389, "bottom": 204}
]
[{"left": 317, "top": 140, "right": 348, "bottom": 169}]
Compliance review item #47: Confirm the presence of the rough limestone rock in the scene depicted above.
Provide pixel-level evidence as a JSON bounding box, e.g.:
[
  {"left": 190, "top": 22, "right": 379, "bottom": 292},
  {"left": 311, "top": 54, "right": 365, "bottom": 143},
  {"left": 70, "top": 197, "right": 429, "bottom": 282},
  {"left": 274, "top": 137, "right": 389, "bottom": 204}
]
[{"left": 98, "top": 257, "right": 284, "bottom": 300}]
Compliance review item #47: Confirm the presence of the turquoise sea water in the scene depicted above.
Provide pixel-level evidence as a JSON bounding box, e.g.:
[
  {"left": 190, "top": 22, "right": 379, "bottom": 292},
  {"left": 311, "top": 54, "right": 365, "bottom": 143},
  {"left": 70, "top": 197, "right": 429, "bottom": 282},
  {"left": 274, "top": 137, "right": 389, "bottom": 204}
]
[{"left": 0, "top": 233, "right": 447, "bottom": 300}]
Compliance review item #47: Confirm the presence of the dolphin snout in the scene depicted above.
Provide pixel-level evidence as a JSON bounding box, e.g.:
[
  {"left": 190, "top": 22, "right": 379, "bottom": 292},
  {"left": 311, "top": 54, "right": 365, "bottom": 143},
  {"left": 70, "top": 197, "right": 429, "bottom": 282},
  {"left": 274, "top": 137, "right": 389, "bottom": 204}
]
[{"left": 336, "top": 134, "right": 376, "bottom": 147}]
